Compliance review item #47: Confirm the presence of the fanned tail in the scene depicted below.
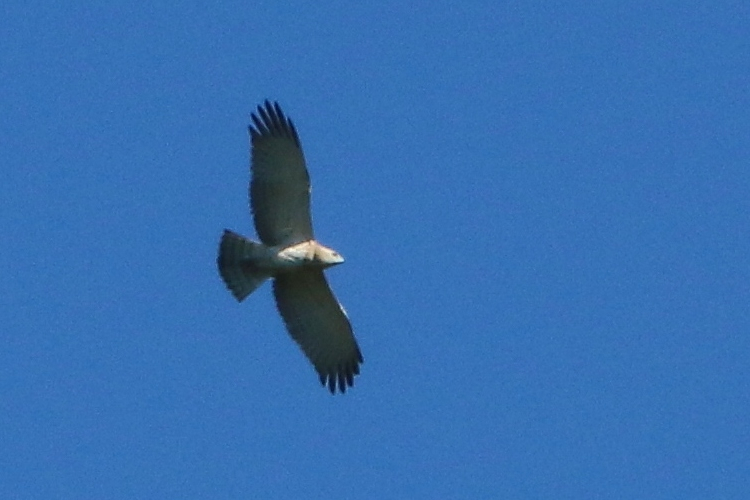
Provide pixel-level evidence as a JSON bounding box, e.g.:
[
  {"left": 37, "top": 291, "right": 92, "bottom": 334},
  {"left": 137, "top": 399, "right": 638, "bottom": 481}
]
[{"left": 217, "top": 230, "right": 270, "bottom": 301}]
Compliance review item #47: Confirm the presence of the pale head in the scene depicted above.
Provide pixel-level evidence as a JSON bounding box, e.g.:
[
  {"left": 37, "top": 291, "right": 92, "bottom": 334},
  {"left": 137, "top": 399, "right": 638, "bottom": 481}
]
[{"left": 313, "top": 242, "right": 344, "bottom": 267}]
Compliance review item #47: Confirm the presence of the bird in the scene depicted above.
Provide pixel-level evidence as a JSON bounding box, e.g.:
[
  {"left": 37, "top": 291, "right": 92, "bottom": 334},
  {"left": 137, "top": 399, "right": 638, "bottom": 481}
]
[{"left": 217, "top": 100, "right": 363, "bottom": 394}]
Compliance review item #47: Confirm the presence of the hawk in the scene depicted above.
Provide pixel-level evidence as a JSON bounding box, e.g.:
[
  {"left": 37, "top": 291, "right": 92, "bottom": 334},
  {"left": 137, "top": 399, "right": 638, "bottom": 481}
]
[{"left": 218, "top": 100, "right": 363, "bottom": 394}]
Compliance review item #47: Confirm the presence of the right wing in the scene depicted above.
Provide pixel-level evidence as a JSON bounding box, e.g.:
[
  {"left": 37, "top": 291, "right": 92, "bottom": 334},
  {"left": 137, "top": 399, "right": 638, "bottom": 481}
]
[{"left": 249, "top": 101, "right": 314, "bottom": 246}]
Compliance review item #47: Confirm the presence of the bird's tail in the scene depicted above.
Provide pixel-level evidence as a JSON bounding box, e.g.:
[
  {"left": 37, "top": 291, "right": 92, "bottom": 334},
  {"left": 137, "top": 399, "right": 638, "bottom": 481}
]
[{"left": 218, "top": 230, "right": 271, "bottom": 302}]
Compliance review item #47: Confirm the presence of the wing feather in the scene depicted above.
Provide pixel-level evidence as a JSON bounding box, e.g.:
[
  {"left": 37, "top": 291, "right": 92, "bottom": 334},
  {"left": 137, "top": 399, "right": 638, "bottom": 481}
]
[
  {"left": 249, "top": 101, "right": 314, "bottom": 246},
  {"left": 273, "top": 270, "right": 363, "bottom": 394}
]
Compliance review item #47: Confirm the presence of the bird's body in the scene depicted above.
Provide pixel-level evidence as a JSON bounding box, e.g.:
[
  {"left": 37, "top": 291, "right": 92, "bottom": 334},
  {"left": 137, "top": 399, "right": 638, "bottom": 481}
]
[
  {"left": 218, "top": 101, "right": 362, "bottom": 394},
  {"left": 273, "top": 240, "right": 345, "bottom": 269}
]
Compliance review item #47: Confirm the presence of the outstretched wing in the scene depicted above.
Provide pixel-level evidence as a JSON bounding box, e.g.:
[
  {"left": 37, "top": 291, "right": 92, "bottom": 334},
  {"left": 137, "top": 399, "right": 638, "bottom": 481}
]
[
  {"left": 249, "top": 101, "right": 314, "bottom": 246},
  {"left": 273, "top": 270, "right": 363, "bottom": 394}
]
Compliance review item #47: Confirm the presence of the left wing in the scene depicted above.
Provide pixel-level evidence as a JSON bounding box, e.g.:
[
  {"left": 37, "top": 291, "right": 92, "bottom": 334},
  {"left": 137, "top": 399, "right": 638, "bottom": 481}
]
[{"left": 273, "top": 270, "right": 363, "bottom": 394}]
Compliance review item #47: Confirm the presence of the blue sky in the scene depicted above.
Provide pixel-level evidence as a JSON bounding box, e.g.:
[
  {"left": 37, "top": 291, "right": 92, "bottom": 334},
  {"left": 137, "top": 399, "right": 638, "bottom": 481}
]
[{"left": 2, "top": 1, "right": 749, "bottom": 498}]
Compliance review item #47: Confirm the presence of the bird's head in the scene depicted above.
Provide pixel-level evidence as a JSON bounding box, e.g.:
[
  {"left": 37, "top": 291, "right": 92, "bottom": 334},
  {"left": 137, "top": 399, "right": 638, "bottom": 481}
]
[{"left": 313, "top": 243, "right": 345, "bottom": 268}]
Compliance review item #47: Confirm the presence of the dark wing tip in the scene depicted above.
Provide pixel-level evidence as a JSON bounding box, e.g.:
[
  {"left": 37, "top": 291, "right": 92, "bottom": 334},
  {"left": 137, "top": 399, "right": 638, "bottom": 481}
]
[
  {"left": 248, "top": 100, "right": 300, "bottom": 146},
  {"left": 318, "top": 355, "right": 364, "bottom": 395}
]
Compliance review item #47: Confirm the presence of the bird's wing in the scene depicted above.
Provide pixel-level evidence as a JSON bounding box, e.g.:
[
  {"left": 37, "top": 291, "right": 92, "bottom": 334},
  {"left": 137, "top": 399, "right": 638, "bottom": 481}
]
[
  {"left": 273, "top": 270, "right": 363, "bottom": 394},
  {"left": 249, "top": 101, "right": 314, "bottom": 246}
]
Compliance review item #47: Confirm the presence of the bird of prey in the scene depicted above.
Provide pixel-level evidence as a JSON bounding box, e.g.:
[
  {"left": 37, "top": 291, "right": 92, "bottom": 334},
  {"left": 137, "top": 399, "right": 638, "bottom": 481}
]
[{"left": 218, "top": 100, "right": 363, "bottom": 394}]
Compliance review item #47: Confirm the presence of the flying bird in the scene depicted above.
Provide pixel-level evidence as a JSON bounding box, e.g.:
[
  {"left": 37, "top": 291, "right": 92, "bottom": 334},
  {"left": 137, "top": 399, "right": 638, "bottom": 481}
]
[{"left": 218, "top": 100, "right": 363, "bottom": 394}]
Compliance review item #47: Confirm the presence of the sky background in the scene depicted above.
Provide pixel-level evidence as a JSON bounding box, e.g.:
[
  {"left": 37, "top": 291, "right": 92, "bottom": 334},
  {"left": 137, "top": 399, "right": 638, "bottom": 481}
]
[{"left": 2, "top": 1, "right": 749, "bottom": 498}]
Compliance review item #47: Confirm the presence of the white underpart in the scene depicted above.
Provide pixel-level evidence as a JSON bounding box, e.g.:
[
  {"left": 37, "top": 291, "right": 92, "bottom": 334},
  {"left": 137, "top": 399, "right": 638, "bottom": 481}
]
[{"left": 274, "top": 241, "right": 315, "bottom": 267}]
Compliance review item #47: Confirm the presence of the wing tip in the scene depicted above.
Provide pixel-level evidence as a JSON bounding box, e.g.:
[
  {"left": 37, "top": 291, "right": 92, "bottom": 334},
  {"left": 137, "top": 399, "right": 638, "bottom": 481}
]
[
  {"left": 248, "top": 99, "right": 300, "bottom": 146},
  {"left": 318, "top": 356, "right": 364, "bottom": 395}
]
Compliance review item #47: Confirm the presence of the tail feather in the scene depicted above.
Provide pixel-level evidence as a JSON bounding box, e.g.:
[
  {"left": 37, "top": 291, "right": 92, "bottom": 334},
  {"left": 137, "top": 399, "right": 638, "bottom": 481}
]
[{"left": 218, "top": 230, "right": 270, "bottom": 301}]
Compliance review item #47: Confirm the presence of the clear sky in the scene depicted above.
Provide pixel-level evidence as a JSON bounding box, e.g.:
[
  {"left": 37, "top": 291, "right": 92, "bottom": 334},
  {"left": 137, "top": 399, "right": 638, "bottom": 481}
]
[{"left": 2, "top": 2, "right": 749, "bottom": 498}]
